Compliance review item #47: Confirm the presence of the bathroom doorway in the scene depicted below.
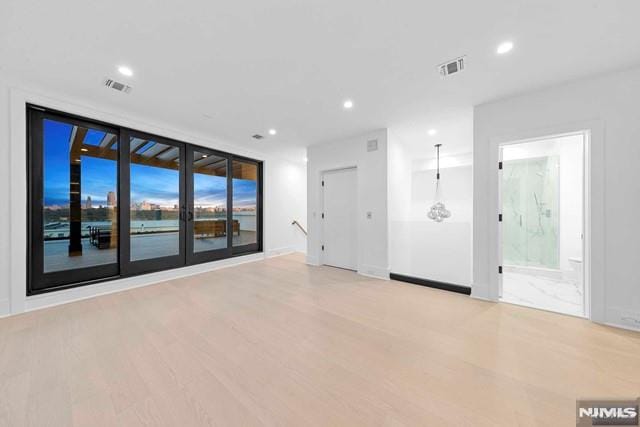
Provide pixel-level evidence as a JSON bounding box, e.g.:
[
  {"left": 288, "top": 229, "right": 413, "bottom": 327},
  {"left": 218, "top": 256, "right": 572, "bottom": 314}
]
[{"left": 498, "top": 133, "right": 586, "bottom": 317}]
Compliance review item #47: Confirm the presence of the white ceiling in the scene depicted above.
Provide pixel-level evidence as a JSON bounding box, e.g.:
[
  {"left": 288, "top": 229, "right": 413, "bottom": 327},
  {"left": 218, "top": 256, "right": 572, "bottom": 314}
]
[{"left": 1, "top": 0, "right": 640, "bottom": 161}]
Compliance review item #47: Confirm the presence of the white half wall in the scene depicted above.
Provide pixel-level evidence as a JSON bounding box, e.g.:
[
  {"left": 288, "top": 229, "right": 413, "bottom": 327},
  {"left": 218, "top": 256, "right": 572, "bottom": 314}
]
[
  {"left": 0, "top": 80, "right": 306, "bottom": 317},
  {"left": 306, "top": 129, "right": 389, "bottom": 279},
  {"left": 474, "top": 66, "right": 640, "bottom": 330}
]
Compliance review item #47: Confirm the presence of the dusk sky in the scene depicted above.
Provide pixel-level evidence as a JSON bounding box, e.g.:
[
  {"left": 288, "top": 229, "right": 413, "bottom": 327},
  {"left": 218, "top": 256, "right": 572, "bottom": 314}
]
[{"left": 43, "top": 119, "right": 257, "bottom": 209}]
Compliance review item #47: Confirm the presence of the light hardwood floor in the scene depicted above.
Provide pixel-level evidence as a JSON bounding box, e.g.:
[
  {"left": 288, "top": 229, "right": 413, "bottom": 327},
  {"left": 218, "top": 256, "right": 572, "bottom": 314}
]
[{"left": 1, "top": 253, "right": 639, "bottom": 426}]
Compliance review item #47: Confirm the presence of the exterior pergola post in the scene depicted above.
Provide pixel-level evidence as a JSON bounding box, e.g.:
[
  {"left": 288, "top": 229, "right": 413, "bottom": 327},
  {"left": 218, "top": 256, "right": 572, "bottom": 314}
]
[{"left": 68, "top": 128, "right": 87, "bottom": 256}]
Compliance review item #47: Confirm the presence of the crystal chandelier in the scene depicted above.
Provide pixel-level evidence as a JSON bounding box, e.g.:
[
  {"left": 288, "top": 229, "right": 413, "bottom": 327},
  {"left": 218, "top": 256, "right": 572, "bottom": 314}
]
[{"left": 427, "top": 144, "right": 451, "bottom": 222}]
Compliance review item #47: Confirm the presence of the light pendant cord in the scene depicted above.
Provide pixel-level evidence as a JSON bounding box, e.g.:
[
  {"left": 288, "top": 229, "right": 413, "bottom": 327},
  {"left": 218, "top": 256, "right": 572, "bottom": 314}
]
[
  {"left": 435, "top": 144, "right": 442, "bottom": 197},
  {"left": 428, "top": 143, "right": 451, "bottom": 222},
  {"left": 435, "top": 143, "right": 441, "bottom": 181}
]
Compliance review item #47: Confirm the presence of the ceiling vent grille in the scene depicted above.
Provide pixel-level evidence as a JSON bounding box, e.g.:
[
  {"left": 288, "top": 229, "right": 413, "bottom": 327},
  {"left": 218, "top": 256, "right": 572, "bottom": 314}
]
[
  {"left": 104, "top": 78, "right": 133, "bottom": 94},
  {"left": 252, "top": 134, "right": 265, "bottom": 140},
  {"left": 438, "top": 56, "right": 466, "bottom": 77}
]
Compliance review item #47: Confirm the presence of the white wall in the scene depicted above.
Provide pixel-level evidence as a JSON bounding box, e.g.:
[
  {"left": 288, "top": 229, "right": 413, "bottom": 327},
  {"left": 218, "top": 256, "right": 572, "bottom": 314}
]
[
  {"left": 474, "top": 66, "right": 640, "bottom": 330},
  {"left": 0, "top": 79, "right": 11, "bottom": 316},
  {"left": 0, "top": 81, "right": 306, "bottom": 317},
  {"left": 264, "top": 159, "right": 307, "bottom": 255},
  {"left": 306, "top": 129, "right": 389, "bottom": 279},
  {"left": 388, "top": 132, "right": 473, "bottom": 286}
]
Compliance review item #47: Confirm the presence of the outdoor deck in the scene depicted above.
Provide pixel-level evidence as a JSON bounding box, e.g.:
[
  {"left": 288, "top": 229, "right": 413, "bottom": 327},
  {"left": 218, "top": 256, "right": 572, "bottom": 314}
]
[{"left": 44, "top": 231, "right": 257, "bottom": 272}]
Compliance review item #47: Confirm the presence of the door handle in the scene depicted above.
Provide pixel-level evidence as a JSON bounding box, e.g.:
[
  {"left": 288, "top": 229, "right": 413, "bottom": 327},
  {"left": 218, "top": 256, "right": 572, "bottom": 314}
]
[
  {"left": 188, "top": 211, "right": 193, "bottom": 221},
  {"left": 180, "top": 206, "right": 186, "bottom": 221}
]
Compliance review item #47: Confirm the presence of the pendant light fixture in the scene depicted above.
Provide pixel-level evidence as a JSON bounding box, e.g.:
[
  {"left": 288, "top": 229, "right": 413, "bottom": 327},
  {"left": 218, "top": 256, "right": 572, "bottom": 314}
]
[{"left": 428, "top": 143, "right": 451, "bottom": 222}]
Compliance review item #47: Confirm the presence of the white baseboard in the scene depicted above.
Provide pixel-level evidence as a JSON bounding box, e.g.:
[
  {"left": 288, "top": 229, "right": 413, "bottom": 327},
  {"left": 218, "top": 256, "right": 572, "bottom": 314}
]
[
  {"left": 470, "top": 284, "right": 491, "bottom": 301},
  {"left": 23, "top": 252, "right": 265, "bottom": 314},
  {"left": 0, "top": 298, "right": 10, "bottom": 318},
  {"left": 357, "top": 264, "right": 390, "bottom": 280},
  {"left": 265, "top": 246, "right": 295, "bottom": 258},
  {"left": 602, "top": 321, "right": 640, "bottom": 333},
  {"left": 306, "top": 255, "right": 320, "bottom": 266},
  {"left": 606, "top": 307, "right": 640, "bottom": 332},
  {"left": 470, "top": 294, "right": 494, "bottom": 303}
]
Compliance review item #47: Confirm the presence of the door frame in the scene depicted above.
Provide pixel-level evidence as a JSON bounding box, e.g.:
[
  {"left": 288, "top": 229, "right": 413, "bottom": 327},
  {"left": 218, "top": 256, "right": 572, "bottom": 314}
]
[
  {"left": 185, "top": 145, "right": 231, "bottom": 264},
  {"left": 497, "top": 130, "right": 591, "bottom": 318},
  {"left": 229, "top": 156, "right": 263, "bottom": 256},
  {"left": 320, "top": 166, "right": 358, "bottom": 270},
  {"left": 27, "top": 108, "right": 121, "bottom": 294}
]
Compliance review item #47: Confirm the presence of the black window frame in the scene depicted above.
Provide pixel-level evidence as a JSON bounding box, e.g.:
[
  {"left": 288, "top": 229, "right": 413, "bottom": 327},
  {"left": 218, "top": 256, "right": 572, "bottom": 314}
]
[
  {"left": 230, "top": 157, "right": 263, "bottom": 255},
  {"left": 27, "top": 104, "right": 263, "bottom": 296},
  {"left": 120, "top": 128, "right": 188, "bottom": 277},
  {"left": 186, "top": 145, "right": 232, "bottom": 264}
]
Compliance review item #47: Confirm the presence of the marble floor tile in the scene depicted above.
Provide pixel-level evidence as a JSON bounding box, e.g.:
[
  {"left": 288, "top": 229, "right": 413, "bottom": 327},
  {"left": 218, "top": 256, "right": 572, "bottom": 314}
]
[{"left": 501, "top": 271, "right": 584, "bottom": 317}]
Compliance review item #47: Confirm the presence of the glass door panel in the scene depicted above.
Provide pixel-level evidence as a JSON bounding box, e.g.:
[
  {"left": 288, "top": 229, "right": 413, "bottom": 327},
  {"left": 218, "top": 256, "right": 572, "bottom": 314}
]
[
  {"left": 232, "top": 159, "right": 261, "bottom": 253},
  {"left": 29, "top": 109, "right": 119, "bottom": 293},
  {"left": 503, "top": 156, "right": 560, "bottom": 269},
  {"left": 186, "top": 148, "right": 230, "bottom": 263},
  {"left": 121, "top": 131, "right": 186, "bottom": 275}
]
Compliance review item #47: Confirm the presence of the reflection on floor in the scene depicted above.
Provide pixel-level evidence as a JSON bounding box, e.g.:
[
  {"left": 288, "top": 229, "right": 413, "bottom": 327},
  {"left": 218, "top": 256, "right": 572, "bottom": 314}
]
[
  {"left": 44, "top": 231, "right": 258, "bottom": 272},
  {"left": 501, "top": 271, "right": 583, "bottom": 317}
]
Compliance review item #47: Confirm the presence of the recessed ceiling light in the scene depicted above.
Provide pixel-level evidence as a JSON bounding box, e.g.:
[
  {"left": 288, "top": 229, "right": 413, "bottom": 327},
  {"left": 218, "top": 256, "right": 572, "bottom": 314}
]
[
  {"left": 343, "top": 99, "right": 354, "bottom": 109},
  {"left": 202, "top": 154, "right": 208, "bottom": 158},
  {"left": 428, "top": 129, "right": 437, "bottom": 136},
  {"left": 496, "top": 41, "right": 514, "bottom": 55},
  {"left": 118, "top": 66, "right": 133, "bottom": 77},
  {"left": 81, "top": 148, "right": 88, "bottom": 152},
  {"left": 268, "top": 129, "right": 277, "bottom": 136}
]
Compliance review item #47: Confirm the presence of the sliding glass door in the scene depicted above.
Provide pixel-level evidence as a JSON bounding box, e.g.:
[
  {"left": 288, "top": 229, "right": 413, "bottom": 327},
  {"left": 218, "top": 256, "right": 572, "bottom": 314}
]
[
  {"left": 120, "top": 130, "right": 187, "bottom": 275},
  {"left": 29, "top": 109, "right": 120, "bottom": 293},
  {"left": 186, "top": 146, "right": 231, "bottom": 263},
  {"left": 28, "top": 105, "right": 263, "bottom": 295},
  {"left": 232, "top": 159, "right": 261, "bottom": 254}
]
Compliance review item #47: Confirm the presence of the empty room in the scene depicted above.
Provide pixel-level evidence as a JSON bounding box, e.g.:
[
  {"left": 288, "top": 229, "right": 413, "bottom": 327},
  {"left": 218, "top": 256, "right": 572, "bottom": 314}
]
[{"left": 1, "top": 1, "right": 639, "bottom": 426}]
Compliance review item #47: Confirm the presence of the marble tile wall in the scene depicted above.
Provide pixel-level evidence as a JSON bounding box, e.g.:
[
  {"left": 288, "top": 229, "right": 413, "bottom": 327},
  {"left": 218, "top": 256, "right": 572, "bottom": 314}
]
[{"left": 502, "top": 156, "right": 559, "bottom": 269}]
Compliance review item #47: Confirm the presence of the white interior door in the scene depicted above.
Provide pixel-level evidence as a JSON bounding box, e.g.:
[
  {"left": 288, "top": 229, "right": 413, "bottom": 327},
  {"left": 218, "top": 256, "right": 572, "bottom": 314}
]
[{"left": 322, "top": 168, "right": 357, "bottom": 270}]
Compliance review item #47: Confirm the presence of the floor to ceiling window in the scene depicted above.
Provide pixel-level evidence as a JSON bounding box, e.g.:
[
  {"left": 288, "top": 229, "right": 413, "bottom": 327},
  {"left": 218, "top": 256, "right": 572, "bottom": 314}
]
[
  {"left": 28, "top": 105, "right": 262, "bottom": 295},
  {"left": 232, "top": 160, "right": 260, "bottom": 251}
]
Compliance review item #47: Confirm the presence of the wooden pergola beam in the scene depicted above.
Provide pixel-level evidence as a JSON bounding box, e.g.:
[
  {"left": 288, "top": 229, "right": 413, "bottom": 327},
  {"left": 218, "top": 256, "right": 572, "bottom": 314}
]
[{"left": 80, "top": 145, "right": 227, "bottom": 176}]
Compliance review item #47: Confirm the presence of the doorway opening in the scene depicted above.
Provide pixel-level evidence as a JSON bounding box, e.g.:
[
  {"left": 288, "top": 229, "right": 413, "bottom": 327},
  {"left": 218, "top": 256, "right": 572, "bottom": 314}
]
[
  {"left": 321, "top": 167, "right": 357, "bottom": 271},
  {"left": 499, "top": 133, "right": 587, "bottom": 317}
]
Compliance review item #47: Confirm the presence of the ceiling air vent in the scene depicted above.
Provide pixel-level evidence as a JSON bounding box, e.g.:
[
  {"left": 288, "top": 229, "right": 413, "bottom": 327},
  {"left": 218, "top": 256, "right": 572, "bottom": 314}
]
[
  {"left": 104, "top": 78, "right": 132, "bottom": 94},
  {"left": 438, "top": 56, "right": 466, "bottom": 77},
  {"left": 252, "top": 134, "right": 265, "bottom": 140}
]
